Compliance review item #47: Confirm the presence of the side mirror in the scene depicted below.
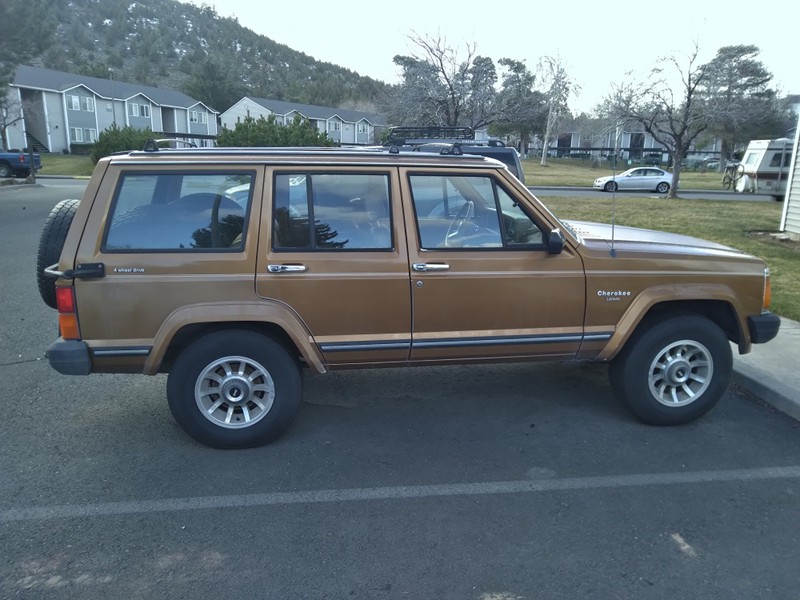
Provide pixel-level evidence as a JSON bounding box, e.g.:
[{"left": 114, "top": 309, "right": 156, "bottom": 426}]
[{"left": 547, "top": 229, "right": 564, "bottom": 255}]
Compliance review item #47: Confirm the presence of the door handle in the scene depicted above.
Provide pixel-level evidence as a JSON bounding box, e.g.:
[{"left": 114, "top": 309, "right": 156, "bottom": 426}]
[
  {"left": 267, "top": 264, "right": 308, "bottom": 273},
  {"left": 412, "top": 263, "right": 450, "bottom": 272}
]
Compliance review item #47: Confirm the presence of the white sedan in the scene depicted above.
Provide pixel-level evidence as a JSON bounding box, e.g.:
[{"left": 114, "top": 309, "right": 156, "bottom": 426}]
[{"left": 593, "top": 167, "right": 673, "bottom": 193}]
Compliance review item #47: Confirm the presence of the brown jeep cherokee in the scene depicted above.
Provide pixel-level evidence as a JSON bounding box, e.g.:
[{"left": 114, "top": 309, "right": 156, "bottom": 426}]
[{"left": 37, "top": 146, "right": 780, "bottom": 448}]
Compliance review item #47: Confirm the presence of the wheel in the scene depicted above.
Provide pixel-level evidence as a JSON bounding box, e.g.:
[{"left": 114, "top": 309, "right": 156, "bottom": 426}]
[
  {"left": 609, "top": 313, "right": 732, "bottom": 425},
  {"left": 604, "top": 181, "right": 617, "bottom": 192},
  {"left": 36, "top": 199, "right": 80, "bottom": 309},
  {"left": 655, "top": 181, "right": 670, "bottom": 194},
  {"left": 722, "top": 174, "right": 732, "bottom": 190},
  {"left": 0, "top": 162, "right": 11, "bottom": 178},
  {"left": 167, "top": 330, "right": 302, "bottom": 448}
]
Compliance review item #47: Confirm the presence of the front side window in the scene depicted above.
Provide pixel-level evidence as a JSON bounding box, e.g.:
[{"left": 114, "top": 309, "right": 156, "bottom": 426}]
[
  {"left": 273, "top": 173, "right": 392, "bottom": 251},
  {"left": 409, "top": 174, "right": 543, "bottom": 250},
  {"left": 104, "top": 172, "right": 254, "bottom": 251}
]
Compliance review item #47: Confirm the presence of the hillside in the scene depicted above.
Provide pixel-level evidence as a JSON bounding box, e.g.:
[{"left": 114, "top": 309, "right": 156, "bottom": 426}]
[{"left": 37, "top": 0, "right": 388, "bottom": 113}]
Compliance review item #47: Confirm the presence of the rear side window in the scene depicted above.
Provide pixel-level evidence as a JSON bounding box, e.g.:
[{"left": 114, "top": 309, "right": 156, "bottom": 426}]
[
  {"left": 273, "top": 172, "right": 392, "bottom": 251},
  {"left": 104, "top": 172, "right": 253, "bottom": 251}
]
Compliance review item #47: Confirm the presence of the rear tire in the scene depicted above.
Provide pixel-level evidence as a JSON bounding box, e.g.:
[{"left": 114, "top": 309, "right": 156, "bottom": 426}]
[
  {"left": 167, "top": 330, "right": 302, "bottom": 448},
  {"left": 0, "top": 162, "right": 11, "bottom": 178},
  {"left": 655, "top": 182, "right": 670, "bottom": 194},
  {"left": 36, "top": 199, "right": 80, "bottom": 309},
  {"left": 609, "top": 313, "right": 732, "bottom": 425}
]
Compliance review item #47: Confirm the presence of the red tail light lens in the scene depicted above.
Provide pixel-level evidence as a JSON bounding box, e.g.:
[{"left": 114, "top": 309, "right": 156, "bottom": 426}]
[{"left": 55, "top": 287, "right": 76, "bottom": 313}]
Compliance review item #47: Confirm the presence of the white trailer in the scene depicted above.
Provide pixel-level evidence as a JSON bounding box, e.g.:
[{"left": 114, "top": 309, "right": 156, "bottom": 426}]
[{"left": 736, "top": 138, "right": 793, "bottom": 200}]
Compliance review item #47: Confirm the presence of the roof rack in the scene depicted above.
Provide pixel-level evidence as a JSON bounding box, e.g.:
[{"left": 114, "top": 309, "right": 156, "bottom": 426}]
[
  {"left": 385, "top": 126, "right": 506, "bottom": 148},
  {"left": 386, "top": 126, "right": 474, "bottom": 145}
]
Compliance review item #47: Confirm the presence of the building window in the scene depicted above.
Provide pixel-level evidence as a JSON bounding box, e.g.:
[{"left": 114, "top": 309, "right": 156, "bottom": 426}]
[
  {"left": 70, "top": 128, "right": 84, "bottom": 142},
  {"left": 190, "top": 111, "right": 198, "bottom": 123},
  {"left": 82, "top": 97, "right": 95, "bottom": 112},
  {"left": 84, "top": 128, "right": 97, "bottom": 143},
  {"left": 199, "top": 112, "right": 207, "bottom": 124},
  {"left": 140, "top": 104, "right": 150, "bottom": 118},
  {"left": 358, "top": 124, "right": 368, "bottom": 134},
  {"left": 128, "top": 103, "right": 139, "bottom": 117},
  {"left": 328, "top": 121, "right": 340, "bottom": 131},
  {"left": 68, "top": 95, "right": 80, "bottom": 111}
]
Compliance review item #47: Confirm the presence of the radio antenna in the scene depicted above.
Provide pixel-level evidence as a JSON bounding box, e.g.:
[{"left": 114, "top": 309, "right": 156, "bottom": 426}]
[{"left": 610, "top": 149, "right": 618, "bottom": 258}]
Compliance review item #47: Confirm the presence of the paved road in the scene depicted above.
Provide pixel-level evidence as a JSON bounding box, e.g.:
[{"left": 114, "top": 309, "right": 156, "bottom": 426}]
[{"left": 1, "top": 184, "right": 799, "bottom": 599}]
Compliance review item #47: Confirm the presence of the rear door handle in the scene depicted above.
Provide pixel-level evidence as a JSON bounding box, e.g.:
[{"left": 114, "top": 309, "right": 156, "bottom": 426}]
[
  {"left": 267, "top": 264, "right": 308, "bottom": 273},
  {"left": 412, "top": 263, "right": 450, "bottom": 272}
]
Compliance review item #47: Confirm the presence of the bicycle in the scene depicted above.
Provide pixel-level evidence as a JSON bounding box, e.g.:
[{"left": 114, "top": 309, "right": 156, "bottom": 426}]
[{"left": 722, "top": 161, "right": 744, "bottom": 190}]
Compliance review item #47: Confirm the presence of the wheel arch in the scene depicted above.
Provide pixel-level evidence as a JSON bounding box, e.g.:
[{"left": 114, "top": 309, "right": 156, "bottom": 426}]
[
  {"left": 146, "top": 301, "right": 326, "bottom": 375},
  {"left": 597, "top": 296, "right": 747, "bottom": 361}
]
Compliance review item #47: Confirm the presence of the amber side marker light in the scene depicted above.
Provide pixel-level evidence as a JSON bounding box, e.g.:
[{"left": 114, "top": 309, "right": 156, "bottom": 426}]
[
  {"left": 55, "top": 287, "right": 81, "bottom": 340},
  {"left": 763, "top": 269, "right": 772, "bottom": 312}
]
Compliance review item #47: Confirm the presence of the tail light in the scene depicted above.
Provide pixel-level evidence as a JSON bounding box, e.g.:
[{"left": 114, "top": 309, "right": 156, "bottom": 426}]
[{"left": 55, "top": 286, "right": 81, "bottom": 340}]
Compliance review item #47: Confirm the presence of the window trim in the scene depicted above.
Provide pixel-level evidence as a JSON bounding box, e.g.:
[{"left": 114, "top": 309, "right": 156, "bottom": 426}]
[{"left": 408, "top": 171, "right": 546, "bottom": 252}]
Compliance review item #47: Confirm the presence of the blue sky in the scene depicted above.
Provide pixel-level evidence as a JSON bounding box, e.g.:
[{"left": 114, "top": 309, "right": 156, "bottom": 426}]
[{"left": 181, "top": 0, "right": 798, "bottom": 114}]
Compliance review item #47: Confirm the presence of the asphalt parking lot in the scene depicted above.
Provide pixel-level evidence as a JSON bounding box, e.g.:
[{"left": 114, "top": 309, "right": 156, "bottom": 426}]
[{"left": 1, "top": 181, "right": 799, "bottom": 599}]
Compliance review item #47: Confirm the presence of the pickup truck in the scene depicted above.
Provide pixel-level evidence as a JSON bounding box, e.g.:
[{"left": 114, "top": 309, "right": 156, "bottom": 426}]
[{"left": 0, "top": 149, "right": 42, "bottom": 178}]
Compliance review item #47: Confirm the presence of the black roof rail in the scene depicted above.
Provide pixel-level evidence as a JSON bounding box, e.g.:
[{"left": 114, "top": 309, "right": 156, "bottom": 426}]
[{"left": 142, "top": 138, "right": 198, "bottom": 152}]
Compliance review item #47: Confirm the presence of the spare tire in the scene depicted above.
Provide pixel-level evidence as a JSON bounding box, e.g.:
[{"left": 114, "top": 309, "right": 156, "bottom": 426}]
[{"left": 37, "top": 199, "right": 80, "bottom": 309}]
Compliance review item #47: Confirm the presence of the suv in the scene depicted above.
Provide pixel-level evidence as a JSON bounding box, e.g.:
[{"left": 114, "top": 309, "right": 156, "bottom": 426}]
[
  {"left": 38, "top": 145, "right": 780, "bottom": 448},
  {"left": 384, "top": 126, "right": 525, "bottom": 184}
]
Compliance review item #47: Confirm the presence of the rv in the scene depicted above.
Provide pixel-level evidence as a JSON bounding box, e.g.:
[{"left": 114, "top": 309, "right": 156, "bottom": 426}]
[{"left": 736, "top": 138, "right": 793, "bottom": 200}]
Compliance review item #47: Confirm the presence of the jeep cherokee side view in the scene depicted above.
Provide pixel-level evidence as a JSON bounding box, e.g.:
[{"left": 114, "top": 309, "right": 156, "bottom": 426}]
[{"left": 38, "top": 146, "right": 780, "bottom": 448}]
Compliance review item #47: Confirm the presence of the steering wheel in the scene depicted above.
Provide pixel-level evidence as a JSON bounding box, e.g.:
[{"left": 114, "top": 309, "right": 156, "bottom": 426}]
[{"left": 445, "top": 201, "right": 474, "bottom": 246}]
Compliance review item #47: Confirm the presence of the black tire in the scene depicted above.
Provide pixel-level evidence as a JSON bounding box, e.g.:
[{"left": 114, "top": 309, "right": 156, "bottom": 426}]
[
  {"left": 604, "top": 181, "right": 617, "bottom": 192},
  {"left": 36, "top": 199, "right": 80, "bottom": 309},
  {"left": 655, "top": 181, "right": 670, "bottom": 194},
  {"left": 722, "top": 174, "right": 732, "bottom": 190},
  {"left": 609, "top": 313, "right": 732, "bottom": 425},
  {"left": 167, "top": 330, "right": 303, "bottom": 448},
  {"left": 0, "top": 162, "right": 11, "bottom": 178}
]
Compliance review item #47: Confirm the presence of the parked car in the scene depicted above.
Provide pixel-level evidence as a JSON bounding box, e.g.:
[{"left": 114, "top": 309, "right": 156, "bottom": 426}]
[
  {"left": 0, "top": 149, "right": 41, "bottom": 178},
  {"left": 593, "top": 167, "right": 673, "bottom": 193},
  {"left": 37, "top": 144, "right": 779, "bottom": 448}
]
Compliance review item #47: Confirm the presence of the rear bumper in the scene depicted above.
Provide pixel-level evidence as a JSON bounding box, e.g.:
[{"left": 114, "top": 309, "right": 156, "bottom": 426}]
[
  {"left": 748, "top": 312, "right": 781, "bottom": 344},
  {"left": 46, "top": 338, "right": 92, "bottom": 375}
]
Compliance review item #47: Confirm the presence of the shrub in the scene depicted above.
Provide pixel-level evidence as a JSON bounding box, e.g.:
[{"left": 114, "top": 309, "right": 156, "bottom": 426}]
[
  {"left": 217, "top": 115, "right": 336, "bottom": 147},
  {"left": 90, "top": 125, "right": 155, "bottom": 163}
]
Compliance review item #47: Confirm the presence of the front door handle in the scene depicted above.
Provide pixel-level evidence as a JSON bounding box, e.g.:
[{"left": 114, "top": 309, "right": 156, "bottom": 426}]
[
  {"left": 412, "top": 263, "right": 450, "bottom": 272},
  {"left": 267, "top": 264, "right": 308, "bottom": 273}
]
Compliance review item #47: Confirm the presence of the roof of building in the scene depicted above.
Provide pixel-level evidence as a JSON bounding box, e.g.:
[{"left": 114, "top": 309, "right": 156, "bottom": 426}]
[
  {"left": 12, "top": 64, "right": 216, "bottom": 113},
  {"left": 245, "top": 96, "right": 385, "bottom": 126}
]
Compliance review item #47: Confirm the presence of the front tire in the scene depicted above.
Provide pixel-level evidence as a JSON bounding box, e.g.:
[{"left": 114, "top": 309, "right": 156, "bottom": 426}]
[
  {"left": 609, "top": 314, "right": 732, "bottom": 425},
  {"left": 167, "top": 330, "right": 302, "bottom": 448},
  {"left": 604, "top": 181, "right": 617, "bottom": 192}
]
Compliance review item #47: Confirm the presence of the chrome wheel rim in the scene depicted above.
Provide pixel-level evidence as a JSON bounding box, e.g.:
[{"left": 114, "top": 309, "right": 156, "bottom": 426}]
[
  {"left": 195, "top": 356, "right": 275, "bottom": 428},
  {"left": 648, "top": 340, "right": 713, "bottom": 407}
]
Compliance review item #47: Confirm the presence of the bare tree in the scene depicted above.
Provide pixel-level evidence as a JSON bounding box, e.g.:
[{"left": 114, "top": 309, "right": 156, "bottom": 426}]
[
  {"left": 618, "top": 45, "right": 711, "bottom": 198},
  {"left": 538, "top": 56, "right": 578, "bottom": 166},
  {"left": 386, "top": 33, "right": 498, "bottom": 129},
  {"left": 0, "top": 93, "right": 25, "bottom": 151}
]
